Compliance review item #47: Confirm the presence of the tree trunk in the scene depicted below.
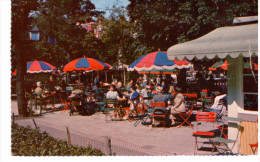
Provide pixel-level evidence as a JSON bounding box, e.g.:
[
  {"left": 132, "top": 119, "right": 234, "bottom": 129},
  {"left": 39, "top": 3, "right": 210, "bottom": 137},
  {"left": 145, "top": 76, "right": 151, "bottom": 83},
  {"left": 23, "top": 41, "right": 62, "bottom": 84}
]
[
  {"left": 177, "top": 69, "right": 187, "bottom": 92},
  {"left": 16, "top": 45, "right": 28, "bottom": 117}
]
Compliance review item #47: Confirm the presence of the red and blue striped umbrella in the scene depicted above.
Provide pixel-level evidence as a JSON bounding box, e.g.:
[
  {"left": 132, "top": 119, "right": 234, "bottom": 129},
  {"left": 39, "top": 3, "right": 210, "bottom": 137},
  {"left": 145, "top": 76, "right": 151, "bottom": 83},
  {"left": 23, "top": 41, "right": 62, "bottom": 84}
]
[
  {"left": 63, "top": 57, "right": 109, "bottom": 72},
  {"left": 128, "top": 51, "right": 176, "bottom": 71},
  {"left": 128, "top": 51, "right": 191, "bottom": 71},
  {"left": 173, "top": 59, "right": 192, "bottom": 69},
  {"left": 105, "top": 63, "right": 113, "bottom": 70},
  {"left": 27, "top": 60, "right": 56, "bottom": 73}
]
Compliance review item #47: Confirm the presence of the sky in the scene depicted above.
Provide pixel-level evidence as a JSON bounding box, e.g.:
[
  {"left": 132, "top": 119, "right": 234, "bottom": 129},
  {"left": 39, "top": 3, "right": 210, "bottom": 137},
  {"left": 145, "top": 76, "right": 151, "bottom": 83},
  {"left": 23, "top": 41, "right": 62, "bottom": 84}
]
[{"left": 91, "top": 0, "right": 130, "bottom": 17}]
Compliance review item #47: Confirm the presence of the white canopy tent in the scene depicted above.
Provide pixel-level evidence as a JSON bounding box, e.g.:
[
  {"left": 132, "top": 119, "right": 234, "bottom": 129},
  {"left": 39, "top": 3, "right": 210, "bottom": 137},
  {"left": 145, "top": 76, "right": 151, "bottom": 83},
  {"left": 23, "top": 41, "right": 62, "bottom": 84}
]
[{"left": 167, "top": 18, "right": 258, "bottom": 154}]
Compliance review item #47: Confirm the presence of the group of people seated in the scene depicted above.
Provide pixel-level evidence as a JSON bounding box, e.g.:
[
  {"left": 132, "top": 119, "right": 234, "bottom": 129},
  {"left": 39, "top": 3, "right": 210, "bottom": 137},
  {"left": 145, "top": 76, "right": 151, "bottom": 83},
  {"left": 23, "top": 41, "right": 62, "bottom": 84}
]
[
  {"left": 32, "top": 76, "right": 227, "bottom": 126},
  {"left": 102, "top": 78, "right": 190, "bottom": 126}
]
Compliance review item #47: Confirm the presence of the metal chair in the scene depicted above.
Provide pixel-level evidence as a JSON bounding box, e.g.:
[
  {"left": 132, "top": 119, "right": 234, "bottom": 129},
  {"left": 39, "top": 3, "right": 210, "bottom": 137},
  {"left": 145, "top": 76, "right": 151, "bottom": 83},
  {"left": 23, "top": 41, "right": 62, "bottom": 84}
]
[
  {"left": 104, "top": 99, "right": 118, "bottom": 122},
  {"left": 150, "top": 102, "right": 167, "bottom": 127},
  {"left": 193, "top": 112, "right": 216, "bottom": 155},
  {"left": 210, "top": 116, "right": 243, "bottom": 155},
  {"left": 176, "top": 102, "right": 194, "bottom": 128},
  {"left": 249, "top": 143, "right": 258, "bottom": 155},
  {"left": 133, "top": 103, "right": 148, "bottom": 127}
]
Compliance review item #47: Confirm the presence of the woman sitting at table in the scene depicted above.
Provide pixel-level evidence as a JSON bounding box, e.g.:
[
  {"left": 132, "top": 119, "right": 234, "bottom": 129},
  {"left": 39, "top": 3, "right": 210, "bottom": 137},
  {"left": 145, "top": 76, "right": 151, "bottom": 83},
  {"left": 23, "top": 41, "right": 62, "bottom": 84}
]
[
  {"left": 106, "top": 84, "right": 119, "bottom": 99},
  {"left": 168, "top": 86, "right": 187, "bottom": 126},
  {"left": 140, "top": 85, "right": 150, "bottom": 98},
  {"left": 129, "top": 86, "right": 140, "bottom": 114}
]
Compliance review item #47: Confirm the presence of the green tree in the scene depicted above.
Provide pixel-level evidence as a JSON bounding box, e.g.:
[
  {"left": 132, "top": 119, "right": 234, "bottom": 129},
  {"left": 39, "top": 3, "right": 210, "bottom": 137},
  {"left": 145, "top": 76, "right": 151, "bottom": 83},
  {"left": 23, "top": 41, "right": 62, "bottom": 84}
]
[
  {"left": 101, "top": 5, "right": 153, "bottom": 67},
  {"left": 127, "top": 0, "right": 258, "bottom": 50},
  {"left": 11, "top": 0, "right": 104, "bottom": 116}
]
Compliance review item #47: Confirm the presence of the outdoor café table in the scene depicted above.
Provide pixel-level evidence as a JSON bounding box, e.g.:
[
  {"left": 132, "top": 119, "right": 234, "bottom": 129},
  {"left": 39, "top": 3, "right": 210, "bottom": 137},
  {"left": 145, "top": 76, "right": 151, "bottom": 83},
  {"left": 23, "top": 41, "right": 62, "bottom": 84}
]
[{"left": 122, "top": 92, "right": 130, "bottom": 99}]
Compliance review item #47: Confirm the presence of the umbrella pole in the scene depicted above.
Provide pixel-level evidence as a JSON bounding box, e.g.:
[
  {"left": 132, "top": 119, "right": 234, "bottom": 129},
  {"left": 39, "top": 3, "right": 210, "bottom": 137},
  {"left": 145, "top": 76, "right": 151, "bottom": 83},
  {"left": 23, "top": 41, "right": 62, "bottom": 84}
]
[
  {"left": 123, "top": 67, "right": 126, "bottom": 86},
  {"left": 105, "top": 71, "right": 108, "bottom": 82}
]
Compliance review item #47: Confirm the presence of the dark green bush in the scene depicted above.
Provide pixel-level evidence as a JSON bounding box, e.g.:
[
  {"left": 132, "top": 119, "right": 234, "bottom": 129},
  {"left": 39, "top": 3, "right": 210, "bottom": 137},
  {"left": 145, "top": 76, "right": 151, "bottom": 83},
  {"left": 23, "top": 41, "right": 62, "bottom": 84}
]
[{"left": 11, "top": 123, "right": 105, "bottom": 156}]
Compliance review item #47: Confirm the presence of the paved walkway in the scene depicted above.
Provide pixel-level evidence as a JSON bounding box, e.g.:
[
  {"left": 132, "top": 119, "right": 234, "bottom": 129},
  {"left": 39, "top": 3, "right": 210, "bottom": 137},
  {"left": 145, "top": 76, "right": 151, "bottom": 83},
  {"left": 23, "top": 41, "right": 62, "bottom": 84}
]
[{"left": 11, "top": 100, "right": 217, "bottom": 156}]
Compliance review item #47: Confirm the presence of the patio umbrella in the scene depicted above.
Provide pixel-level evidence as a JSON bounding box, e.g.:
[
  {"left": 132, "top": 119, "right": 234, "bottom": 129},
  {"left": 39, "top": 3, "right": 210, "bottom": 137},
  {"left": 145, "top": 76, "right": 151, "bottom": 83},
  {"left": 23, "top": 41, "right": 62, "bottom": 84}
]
[
  {"left": 63, "top": 56, "right": 109, "bottom": 72},
  {"left": 12, "top": 70, "right": 16, "bottom": 75},
  {"left": 209, "top": 60, "right": 224, "bottom": 71},
  {"left": 27, "top": 60, "right": 56, "bottom": 73},
  {"left": 243, "top": 62, "right": 258, "bottom": 70},
  {"left": 127, "top": 51, "right": 177, "bottom": 72},
  {"left": 105, "top": 63, "right": 113, "bottom": 70},
  {"left": 173, "top": 59, "right": 192, "bottom": 69},
  {"left": 211, "top": 60, "right": 258, "bottom": 70},
  {"left": 138, "top": 68, "right": 178, "bottom": 75}
]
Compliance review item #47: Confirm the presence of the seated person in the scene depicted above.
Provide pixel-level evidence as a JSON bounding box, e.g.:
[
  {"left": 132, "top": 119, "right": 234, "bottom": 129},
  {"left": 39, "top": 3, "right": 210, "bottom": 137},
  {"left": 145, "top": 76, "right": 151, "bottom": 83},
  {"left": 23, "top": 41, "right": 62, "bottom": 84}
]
[
  {"left": 140, "top": 85, "right": 151, "bottom": 106},
  {"left": 106, "top": 84, "right": 119, "bottom": 99},
  {"left": 206, "top": 91, "right": 227, "bottom": 116},
  {"left": 168, "top": 86, "right": 187, "bottom": 126},
  {"left": 92, "top": 82, "right": 103, "bottom": 101},
  {"left": 135, "top": 82, "right": 141, "bottom": 93},
  {"left": 140, "top": 85, "right": 150, "bottom": 98},
  {"left": 116, "top": 81, "right": 124, "bottom": 98},
  {"left": 162, "top": 86, "right": 173, "bottom": 105},
  {"left": 35, "top": 82, "right": 43, "bottom": 94},
  {"left": 84, "top": 82, "right": 92, "bottom": 91},
  {"left": 129, "top": 86, "right": 140, "bottom": 112},
  {"left": 152, "top": 86, "right": 169, "bottom": 107},
  {"left": 127, "top": 79, "right": 134, "bottom": 91}
]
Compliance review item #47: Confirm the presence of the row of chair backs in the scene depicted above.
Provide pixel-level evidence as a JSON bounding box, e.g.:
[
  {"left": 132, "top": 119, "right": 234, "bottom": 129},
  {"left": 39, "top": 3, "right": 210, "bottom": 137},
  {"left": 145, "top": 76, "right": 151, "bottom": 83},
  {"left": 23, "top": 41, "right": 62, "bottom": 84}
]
[
  {"left": 150, "top": 102, "right": 166, "bottom": 108},
  {"left": 104, "top": 99, "right": 118, "bottom": 105},
  {"left": 196, "top": 112, "right": 216, "bottom": 122}
]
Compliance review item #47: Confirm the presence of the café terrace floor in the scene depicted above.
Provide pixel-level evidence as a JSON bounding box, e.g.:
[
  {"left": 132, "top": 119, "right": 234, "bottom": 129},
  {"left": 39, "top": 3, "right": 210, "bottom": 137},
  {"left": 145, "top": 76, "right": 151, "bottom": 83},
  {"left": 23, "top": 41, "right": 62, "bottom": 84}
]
[{"left": 11, "top": 100, "right": 226, "bottom": 156}]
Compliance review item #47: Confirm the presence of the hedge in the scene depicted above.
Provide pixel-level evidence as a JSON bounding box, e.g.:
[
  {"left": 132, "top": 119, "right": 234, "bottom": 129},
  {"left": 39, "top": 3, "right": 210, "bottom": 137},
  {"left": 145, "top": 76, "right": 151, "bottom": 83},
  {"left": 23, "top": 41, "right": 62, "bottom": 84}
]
[{"left": 11, "top": 123, "right": 105, "bottom": 156}]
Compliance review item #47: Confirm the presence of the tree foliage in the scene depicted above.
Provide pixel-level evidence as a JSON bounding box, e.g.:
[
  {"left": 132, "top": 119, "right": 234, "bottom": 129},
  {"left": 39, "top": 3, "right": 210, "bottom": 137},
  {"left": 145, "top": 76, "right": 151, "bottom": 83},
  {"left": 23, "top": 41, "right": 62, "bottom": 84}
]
[
  {"left": 29, "top": 0, "right": 104, "bottom": 67},
  {"left": 100, "top": 5, "right": 154, "bottom": 67},
  {"left": 127, "top": 0, "right": 258, "bottom": 51}
]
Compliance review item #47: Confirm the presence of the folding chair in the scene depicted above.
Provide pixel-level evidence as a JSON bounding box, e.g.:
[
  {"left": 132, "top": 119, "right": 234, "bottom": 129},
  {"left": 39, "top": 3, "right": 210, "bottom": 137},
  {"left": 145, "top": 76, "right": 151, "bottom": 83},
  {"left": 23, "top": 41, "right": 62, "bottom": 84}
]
[
  {"left": 210, "top": 116, "right": 243, "bottom": 155},
  {"left": 249, "top": 118, "right": 258, "bottom": 155},
  {"left": 177, "top": 102, "right": 194, "bottom": 128},
  {"left": 249, "top": 143, "right": 258, "bottom": 155},
  {"left": 95, "top": 101, "right": 106, "bottom": 112},
  {"left": 150, "top": 102, "right": 167, "bottom": 127},
  {"left": 193, "top": 112, "right": 216, "bottom": 155},
  {"left": 133, "top": 103, "right": 148, "bottom": 127},
  {"left": 104, "top": 99, "right": 118, "bottom": 122}
]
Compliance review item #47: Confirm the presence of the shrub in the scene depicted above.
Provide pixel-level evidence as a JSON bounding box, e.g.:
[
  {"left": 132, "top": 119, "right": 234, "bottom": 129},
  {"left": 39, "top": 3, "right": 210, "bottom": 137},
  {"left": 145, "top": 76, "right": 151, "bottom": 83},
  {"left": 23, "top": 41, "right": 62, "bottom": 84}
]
[{"left": 11, "top": 123, "right": 105, "bottom": 156}]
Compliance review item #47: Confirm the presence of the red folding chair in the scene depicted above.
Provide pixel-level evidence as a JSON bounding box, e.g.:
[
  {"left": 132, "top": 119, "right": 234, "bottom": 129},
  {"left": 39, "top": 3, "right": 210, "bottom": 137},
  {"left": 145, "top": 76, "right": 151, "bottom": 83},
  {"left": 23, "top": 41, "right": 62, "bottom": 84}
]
[
  {"left": 249, "top": 118, "right": 258, "bottom": 155},
  {"left": 177, "top": 103, "right": 194, "bottom": 128},
  {"left": 150, "top": 102, "right": 167, "bottom": 127},
  {"left": 249, "top": 143, "right": 258, "bottom": 155},
  {"left": 193, "top": 112, "right": 216, "bottom": 155}
]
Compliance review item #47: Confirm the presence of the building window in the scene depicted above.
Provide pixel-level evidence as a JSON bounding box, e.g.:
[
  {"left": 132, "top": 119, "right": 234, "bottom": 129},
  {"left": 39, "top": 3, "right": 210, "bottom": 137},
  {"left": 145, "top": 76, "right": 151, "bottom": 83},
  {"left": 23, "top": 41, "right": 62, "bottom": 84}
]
[
  {"left": 243, "top": 57, "right": 258, "bottom": 111},
  {"left": 30, "top": 32, "right": 40, "bottom": 41}
]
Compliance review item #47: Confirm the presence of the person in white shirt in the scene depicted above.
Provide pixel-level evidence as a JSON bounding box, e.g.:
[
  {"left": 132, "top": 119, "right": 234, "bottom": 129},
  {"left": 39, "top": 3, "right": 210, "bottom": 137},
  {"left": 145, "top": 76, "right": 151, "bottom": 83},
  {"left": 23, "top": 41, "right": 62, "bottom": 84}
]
[{"left": 106, "top": 84, "right": 119, "bottom": 99}]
